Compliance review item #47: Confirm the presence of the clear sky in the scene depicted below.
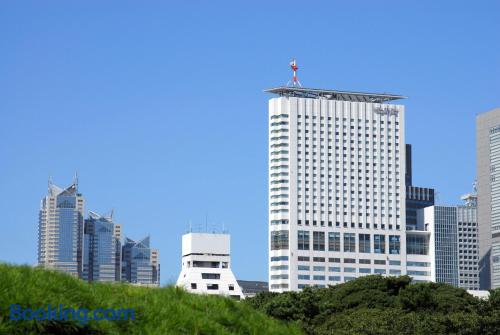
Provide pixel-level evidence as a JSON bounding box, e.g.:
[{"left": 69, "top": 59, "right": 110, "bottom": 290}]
[{"left": 0, "top": 1, "right": 499, "bottom": 284}]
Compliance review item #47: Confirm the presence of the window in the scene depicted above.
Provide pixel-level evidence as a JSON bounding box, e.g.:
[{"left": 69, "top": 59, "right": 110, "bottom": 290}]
[
  {"left": 229, "top": 284, "right": 234, "bottom": 291},
  {"left": 298, "top": 256, "right": 310, "bottom": 261},
  {"left": 271, "top": 230, "right": 289, "bottom": 250},
  {"left": 202, "top": 273, "right": 220, "bottom": 279},
  {"left": 313, "top": 231, "right": 325, "bottom": 251},
  {"left": 389, "top": 235, "right": 400, "bottom": 254},
  {"left": 298, "top": 265, "right": 310, "bottom": 271},
  {"left": 374, "top": 234, "right": 386, "bottom": 254},
  {"left": 207, "top": 284, "right": 219, "bottom": 290},
  {"left": 359, "top": 234, "right": 371, "bottom": 253},
  {"left": 328, "top": 232, "right": 340, "bottom": 251},
  {"left": 298, "top": 230, "right": 310, "bottom": 250},
  {"left": 344, "top": 233, "right": 356, "bottom": 252},
  {"left": 406, "top": 235, "right": 429, "bottom": 255},
  {"left": 191, "top": 283, "right": 197, "bottom": 289}
]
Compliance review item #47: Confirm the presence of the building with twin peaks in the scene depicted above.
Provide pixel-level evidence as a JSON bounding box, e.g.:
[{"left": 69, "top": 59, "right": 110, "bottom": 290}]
[
  {"left": 121, "top": 236, "right": 160, "bottom": 286},
  {"left": 38, "top": 178, "right": 84, "bottom": 277},
  {"left": 82, "top": 211, "right": 122, "bottom": 282}
]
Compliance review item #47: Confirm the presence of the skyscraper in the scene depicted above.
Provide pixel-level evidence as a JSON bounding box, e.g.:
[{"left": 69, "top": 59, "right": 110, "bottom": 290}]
[
  {"left": 267, "top": 86, "right": 407, "bottom": 292},
  {"left": 405, "top": 144, "right": 435, "bottom": 231},
  {"left": 458, "top": 193, "right": 479, "bottom": 290},
  {"left": 420, "top": 206, "right": 459, "bottom": 287},
  {"left": 416, "top": 192, "right": 479, "bottom": 290},
  {"left": 121, "top": 236, "right": 160, "bottom": 286},
  {"left": 82, "top": 211, "right": 122, "bottom": 282},
  {"left": 38, "top": 178, "right": 84, "bottom": 277},
  {"left": 476, "top": 108, "right": 500, "bottom": 289}
]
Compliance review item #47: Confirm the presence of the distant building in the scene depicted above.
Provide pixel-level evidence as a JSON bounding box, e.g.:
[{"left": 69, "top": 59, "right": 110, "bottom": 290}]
[
  {"left": 82, "top": 211, "right": 121, "bottom": 282},
  {"left": 416, "top": 192, "right": 479, "bottom": 290},
  {"left": 237, "top": 280, "right": 268, "bottom": 298},
  {"left": 420, "top": 206, "right": 459, "bottom": 287},
  {"left": 38, "top": 178, "right": 84, "bottom": 277},
  {"left": 405, "top": 144, "right": 435, "bottom": 231},
  {"left": 457, "top": 193, "right": 479, "bottom": 290},
  {"left": 122, "top": 236, "right": 160, "bottom": 286},
  {"left": 476, "top": 108, "right": 500, "bottom": 289},
  {"left": 176, "top": 232, "right": 244, "bottom": 300}
]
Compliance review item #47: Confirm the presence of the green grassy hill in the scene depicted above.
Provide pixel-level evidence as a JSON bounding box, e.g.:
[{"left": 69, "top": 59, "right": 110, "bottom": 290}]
[{"left": 0, "top": 263, "right": 302, "bottom": 335}]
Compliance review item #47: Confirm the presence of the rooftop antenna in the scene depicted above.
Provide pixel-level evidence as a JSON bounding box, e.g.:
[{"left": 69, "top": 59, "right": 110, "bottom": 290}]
[
  {"left": 73, "top": 171, "right": 79, "bottom": 190},
  {"left": 189, "top": 220, "right": 192, "bottom": 233},
  {"left": 110, "top": 209, "right": 114, "bottom": 220},
  {"left": 287, "top": 58, "right": 302, "bottom": 87}
]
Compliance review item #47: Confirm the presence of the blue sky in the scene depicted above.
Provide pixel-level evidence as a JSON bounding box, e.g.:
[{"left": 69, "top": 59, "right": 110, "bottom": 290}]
[{"left": 0, "top": 1, "right": 499, "bottom": 284}]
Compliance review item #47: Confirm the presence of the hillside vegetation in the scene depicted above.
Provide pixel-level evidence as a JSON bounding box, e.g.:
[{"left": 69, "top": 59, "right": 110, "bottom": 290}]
[
  {"left": 0, "top": 263, "right": 301, "bottom": 335},
  {"left": 244, "top": 275, "right": 500, "bottom": 335}
]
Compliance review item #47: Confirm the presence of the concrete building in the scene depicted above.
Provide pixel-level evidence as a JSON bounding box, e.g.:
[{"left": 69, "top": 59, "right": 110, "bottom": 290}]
[
  {"left": 476, "top": 108, "right": 500, "bottom": 289},
  {"left": 266, "top": 86, "right": 408, "bottom": 292},
  {"left": 458, "top": 193, "right": 479, "bottom": 290},
  {"left": 82, "top": 211, "right": 122, "bottom": 282},
  {"left": 38, "top": 178, "right": 85, "bottom": 277},
  {"left": 121, "top": 236, "right": 160, "bottom": 286},
  {"left": 405, "top": 144, "right": 435, "bottom": 231},
  {"left": 420, "top": 206, "right": 459, "bottom": 286},
  {"left": 416, "top": 193, "right": 479, "bottom": 290},
  {"left": 176, "top": 233, "right": 244, "bottom": 300}
]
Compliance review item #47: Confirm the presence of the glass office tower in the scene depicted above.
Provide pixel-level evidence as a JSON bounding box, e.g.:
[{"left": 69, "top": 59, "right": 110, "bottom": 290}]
[
  {"left": 121, "top": 236, "right": 160, "bottom": 286},
  {"left": 83, "top": 211, "right": 122, "bottom": 282},
  {"left": 38, "top": 178, "right": 85, "bottom": 277}
]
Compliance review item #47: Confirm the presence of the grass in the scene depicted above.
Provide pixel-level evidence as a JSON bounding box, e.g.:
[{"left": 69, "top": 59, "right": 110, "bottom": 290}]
[{"left": 0, "top": 263, "right": 302, "bottom": 335}]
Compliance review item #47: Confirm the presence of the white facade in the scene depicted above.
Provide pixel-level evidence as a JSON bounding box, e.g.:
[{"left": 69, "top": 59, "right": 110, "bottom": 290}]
[
  {"left": 267, "top": 88, "right": 408, "bottom": 292},
  {"left": 176, "top": 233, "right": 244, "bottom": 299}
]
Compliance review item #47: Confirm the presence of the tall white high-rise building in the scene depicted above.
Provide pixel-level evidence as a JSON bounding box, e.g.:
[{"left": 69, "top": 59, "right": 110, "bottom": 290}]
[{"left": 267, "top": 86, "right": 408, "bottom": 292}]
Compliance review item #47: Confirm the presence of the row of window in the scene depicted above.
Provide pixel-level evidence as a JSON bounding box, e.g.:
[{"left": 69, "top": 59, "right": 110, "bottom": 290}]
[
  {"left": 296, "top": 116, "right": 399, "bottom": 124},
  {"left": 297, "top": 231, "right": 401, "bottom": 254},
  {"left": 270, "top": 230, "right": 429, "bottom": 256}
]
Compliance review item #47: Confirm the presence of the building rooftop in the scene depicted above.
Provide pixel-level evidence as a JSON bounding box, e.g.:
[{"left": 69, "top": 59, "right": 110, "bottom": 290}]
[{"left": 265, "top": 86, "right": 406, "bottom": 103}]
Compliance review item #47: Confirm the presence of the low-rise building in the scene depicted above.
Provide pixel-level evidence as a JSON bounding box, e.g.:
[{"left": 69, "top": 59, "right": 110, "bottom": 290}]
[{"left": 176, "top": 232, "right": 244, "bottom": 300}]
